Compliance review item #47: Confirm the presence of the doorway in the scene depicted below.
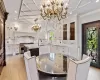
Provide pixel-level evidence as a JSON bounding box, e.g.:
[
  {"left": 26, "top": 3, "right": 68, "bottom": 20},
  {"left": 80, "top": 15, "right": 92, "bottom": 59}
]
[{"left": 82, "top": 20, "right": 100, "bottom": 68}]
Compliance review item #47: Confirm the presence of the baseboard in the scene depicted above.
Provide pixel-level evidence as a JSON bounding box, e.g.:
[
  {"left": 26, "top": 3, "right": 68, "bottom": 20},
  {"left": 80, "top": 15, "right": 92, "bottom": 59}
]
[{"left": 6, "top": 54, "right": 13, "bottom": 56}]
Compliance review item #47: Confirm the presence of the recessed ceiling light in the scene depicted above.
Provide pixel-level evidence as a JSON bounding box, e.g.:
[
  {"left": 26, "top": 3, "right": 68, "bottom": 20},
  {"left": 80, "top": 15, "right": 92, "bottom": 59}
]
[
  {"left": 14, "top": 11, "right": 18, "bottom": 13},
  {"left": 70, "top": 12, "right": 72, "bottom": 14},
  {"left": 96, "top": 0, "right": 99, "bottom": 2}
]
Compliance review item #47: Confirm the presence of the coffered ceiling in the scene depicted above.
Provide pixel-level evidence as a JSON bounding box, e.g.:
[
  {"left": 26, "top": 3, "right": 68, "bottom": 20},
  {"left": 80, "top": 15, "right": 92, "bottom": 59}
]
[{"left": 3, "top": 0, "right": 100, "bottom": 27}]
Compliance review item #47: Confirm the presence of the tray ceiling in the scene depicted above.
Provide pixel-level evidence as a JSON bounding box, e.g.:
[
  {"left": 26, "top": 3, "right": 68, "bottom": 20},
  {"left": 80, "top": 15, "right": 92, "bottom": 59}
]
[{"left": 4, "top": 0, "right": 100, "bottom": 26}]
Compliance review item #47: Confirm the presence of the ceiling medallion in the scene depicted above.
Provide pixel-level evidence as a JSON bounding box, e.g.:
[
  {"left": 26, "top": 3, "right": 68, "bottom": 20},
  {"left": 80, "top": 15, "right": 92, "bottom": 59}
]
[
  {"left": 32, "top": 18, "right": 41, "bottom": 32},
  {"left": 40, "top": 0, "right": 68, "bottom": 21}
]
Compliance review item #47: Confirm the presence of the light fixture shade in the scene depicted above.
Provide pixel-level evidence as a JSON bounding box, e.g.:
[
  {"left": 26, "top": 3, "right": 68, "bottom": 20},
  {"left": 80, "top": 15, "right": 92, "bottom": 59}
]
[
  {"left": 14, "top": 27, "right": 18, "bottom": 31},
  {"left": 32, "top": 24, "right": 41, "bottom": 32}
]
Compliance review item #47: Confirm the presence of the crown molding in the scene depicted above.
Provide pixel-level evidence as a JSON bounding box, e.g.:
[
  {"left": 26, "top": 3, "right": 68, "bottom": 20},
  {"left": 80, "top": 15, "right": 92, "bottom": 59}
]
[{"left": 79, "top": 8, "right": 100, "bottom": 18}]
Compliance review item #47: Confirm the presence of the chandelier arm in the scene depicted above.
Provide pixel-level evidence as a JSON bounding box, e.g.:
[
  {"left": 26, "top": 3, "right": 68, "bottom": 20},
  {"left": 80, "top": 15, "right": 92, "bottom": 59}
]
[
  {"left": 57, "top": 14, "right": 61, "bottom": 21},
  {"left": 41, "top": 12, "right": 47, "bottom": 20},
  {"left": 61, "top": 14, "right": 66, "bottom": 19},
  {"left": 52, "top": 3, "right": 55, "bottom": 17},
  {"left": 42, "top": 16, "right": 46, "bottom": 20},
  {"left": 40, "top": 0, "right": 68, "bottom": 20},
  {"left": 62, "top": 10, "right": 67, "bottom": 19}
]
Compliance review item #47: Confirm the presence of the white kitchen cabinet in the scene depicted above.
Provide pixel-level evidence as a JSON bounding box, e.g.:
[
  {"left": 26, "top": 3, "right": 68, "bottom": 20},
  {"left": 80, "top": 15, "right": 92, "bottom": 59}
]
[
  {"left": 62, "top": 47, "right": 69, "bottom": 56},
  {"left": 50, "top": 45, "right": 57, "bottom": 53},
  {"left": 56, "top": 46, "right": 63, "bottom": 53},
  {"left": 50, "top": 44, "right": 78, "bottom": 59},
  {"left": 39, "top": 45, "right": 50, "bottom": 55},
  {"left": 50, "top": 45, "right": 64, "bottom": 54},
  {"left": 50, "top": 45, "right": 70, "bottom": 55},
  {"left": 39, "top": 44, "right": 79, "bottom": 59},
  {"left": 69, "top": 46, "right": 78, "bottom": 59},
  {"left": 6, "top": 44, "right": 20, "bottom": 56}
]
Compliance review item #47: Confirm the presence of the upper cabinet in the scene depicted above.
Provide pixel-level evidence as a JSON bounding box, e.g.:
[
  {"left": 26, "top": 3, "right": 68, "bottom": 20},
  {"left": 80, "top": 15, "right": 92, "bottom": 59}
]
[
  {"left": 63, "top": 24, "right": 67, "bottom": 40},
  {"left": 70, "top": 22, "right": 75, "bottom": 40}
]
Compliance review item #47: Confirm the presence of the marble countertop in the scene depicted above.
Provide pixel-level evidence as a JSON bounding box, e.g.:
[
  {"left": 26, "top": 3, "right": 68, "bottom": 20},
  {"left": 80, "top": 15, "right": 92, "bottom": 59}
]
[
  {"left": 24, "top": 43, "right": 77, "bottom": 49},
  {"left": 51, "top": 43, "right": 77, "bottom": 47},
  {"left": 24, "top": 44, "right": 39, "bottom": 49}
]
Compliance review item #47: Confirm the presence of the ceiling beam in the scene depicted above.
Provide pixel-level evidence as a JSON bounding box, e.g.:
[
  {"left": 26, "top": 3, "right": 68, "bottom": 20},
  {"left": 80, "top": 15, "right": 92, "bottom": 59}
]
[
  {"left": 19, "top": 18, "right": 35, "bottom": 20},
  {"left": 78, "top": 1, "right": 91, "bottom": 9},
  {"left": 70, "top": 0, "right": 92, "bottom": 14},
  {"left": 18, "top": 20, "right": 33, "bottom": 24},
  {"left": 23, "top": 2, "right": 32, "bottom": 12},
  {"left": 21, "top": 10, "right": 40, "bottom": 12},
  {"left": 19, "top": 14, "right": 39, "bottom": 17},
  {"left": 18, "top": 0, "right": 23, "bottom": 18},
  {"left": 22, "top": 2, "right": 40, "bottom": 14},
  {"left": 76, "top": 0, "right": 82, "bottom": 8},
  {"left": 71, "top": 0, "right": 82, "bottom": 12},
  {"left": 31, "top": 0, "right": 39, "bottom": 10}
]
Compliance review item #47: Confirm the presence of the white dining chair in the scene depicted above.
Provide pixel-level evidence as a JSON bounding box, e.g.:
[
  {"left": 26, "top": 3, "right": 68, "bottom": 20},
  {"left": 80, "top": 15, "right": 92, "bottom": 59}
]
[
  {"left": 24, "top": 52, "right": 39, "bottom": 80},
  {"left": 67, "top": 56, "right": 91, "bottom": 80}
]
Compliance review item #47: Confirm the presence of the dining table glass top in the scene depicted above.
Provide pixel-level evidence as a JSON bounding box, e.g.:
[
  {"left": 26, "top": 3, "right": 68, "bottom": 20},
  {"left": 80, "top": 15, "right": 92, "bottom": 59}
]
[{"left": 36, "top": 53, "right": 76, "bottom": 75}]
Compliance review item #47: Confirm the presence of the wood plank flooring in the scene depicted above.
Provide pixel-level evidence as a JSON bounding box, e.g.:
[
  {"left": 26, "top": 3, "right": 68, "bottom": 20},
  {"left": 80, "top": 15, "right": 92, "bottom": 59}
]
[
  {"left": 0, "top": 55, "right": 100, "bottom": 80},
  {"left": 0, "top": 55, "right": 27, "bottom": 80}
]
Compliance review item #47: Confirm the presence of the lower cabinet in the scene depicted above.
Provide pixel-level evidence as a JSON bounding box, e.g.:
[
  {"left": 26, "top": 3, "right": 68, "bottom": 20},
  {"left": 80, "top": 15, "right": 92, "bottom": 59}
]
[
  {"left": 51, "top": 45, "right": 79, "bottom": 59},
  {"left": 50, "top": 46, "right": 57, "bottom": 53},
  {"left": 68, "top": 46, "right": 79, "bottom": 59},
  {"left": 50, "top": 46, "right": 70, "bottom": 55},
  {"left": 30, "top": 48, "right": 39, "bottom": 56},
  {"left": 39, "top": 45, "right": 79, "bottom": 59},
  {"left": 39, "top": 45, "right": 50, "bottom": 55}
]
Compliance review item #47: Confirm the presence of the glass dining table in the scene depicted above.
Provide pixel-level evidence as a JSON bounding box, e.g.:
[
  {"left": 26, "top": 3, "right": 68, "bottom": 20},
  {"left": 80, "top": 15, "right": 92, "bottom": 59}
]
[{"left": 36, "top": 53, "right": 76, "bottom": 76}]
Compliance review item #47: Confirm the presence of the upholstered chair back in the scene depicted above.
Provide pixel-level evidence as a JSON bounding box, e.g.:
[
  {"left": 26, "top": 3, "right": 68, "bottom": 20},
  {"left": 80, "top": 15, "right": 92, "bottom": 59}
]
[
  {"left": 24, "top": 52, "right": 39, "bottom": 80},
  {"left": 67, "top": 56, "right": 91, "bottom": 80}
]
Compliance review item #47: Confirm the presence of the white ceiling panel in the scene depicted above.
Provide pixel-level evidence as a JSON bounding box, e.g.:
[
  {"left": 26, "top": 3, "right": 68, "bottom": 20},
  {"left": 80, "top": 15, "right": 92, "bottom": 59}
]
[
  {"left": 21, "top": 4, "right": 29, "bottom": 11},
  {"left": 78, "top": 0, "right": 91, "bottom": 8},
  {"left": 23, "top": 0, "right": 33, "bottom": 4},
  {"left": 3, "top": 0, "right": 100, "bottom": 29},
  {"left": 76, "top": 1, "right": 100, "bottom": 15},
  {"left": 68, "top": 0, "right": 80, "bottom": 11},
  {"left": 27, "top": 3, "right": 38, "bottom": 10},
  {"left": 34, "top": 0, "right": 41, "bottom": 6}
]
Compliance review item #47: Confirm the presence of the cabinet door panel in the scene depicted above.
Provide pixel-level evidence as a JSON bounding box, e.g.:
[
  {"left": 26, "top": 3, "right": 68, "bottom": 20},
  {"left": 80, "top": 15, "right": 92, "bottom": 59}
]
[
  {"left": 63, "top": 47, "right": 69, "bottom": 55},
  {"left": 39, "top": 46, "right": 50, "bottom": 55},
  {"left": 70, "top": 22, "right": 75, "bottom": 40},
  {"left": 69, "top": 46, "right": 78, "bottom": 59}
]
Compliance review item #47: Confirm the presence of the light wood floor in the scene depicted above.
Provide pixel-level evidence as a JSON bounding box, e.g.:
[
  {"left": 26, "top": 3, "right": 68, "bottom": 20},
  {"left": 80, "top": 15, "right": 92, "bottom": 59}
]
[
  {"left": 0, "top": 55, "right": 100, "bottom": 80},
  {"left": 0, "top": 55, "right": 27, "bottom": 80}
]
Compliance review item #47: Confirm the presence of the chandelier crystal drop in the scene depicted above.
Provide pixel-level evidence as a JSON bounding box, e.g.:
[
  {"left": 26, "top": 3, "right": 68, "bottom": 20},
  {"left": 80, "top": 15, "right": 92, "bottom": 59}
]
[{"left": 40, "top": 0, "right": 68, "bottom": 21}]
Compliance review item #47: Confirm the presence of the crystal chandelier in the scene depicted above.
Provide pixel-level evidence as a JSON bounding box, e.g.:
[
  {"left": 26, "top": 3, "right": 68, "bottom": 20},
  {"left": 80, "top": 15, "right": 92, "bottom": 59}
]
[
  {"left": 32, "top": 18, "right": 41, "bottom": 32},
  {"left": 40, "top": 0, "right": 68, "bottom": 21}
]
